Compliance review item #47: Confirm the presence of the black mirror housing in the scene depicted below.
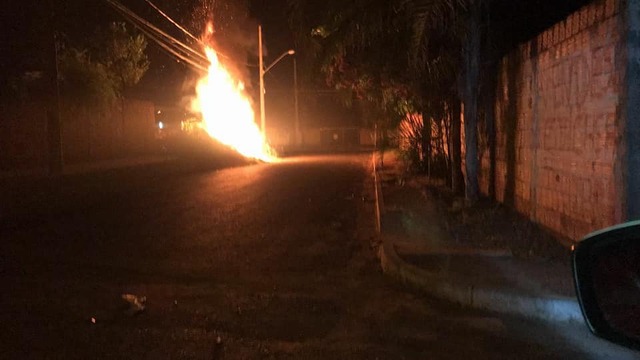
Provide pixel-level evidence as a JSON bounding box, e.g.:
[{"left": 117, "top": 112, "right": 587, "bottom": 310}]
[{"left": 573, "top": 220, "right": 640, "bottom": 350}]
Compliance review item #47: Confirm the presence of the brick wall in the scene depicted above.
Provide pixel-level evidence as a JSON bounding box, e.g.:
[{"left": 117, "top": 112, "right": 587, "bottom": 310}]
[{"left": 480, "top": 0, "right": 625, "bottom": 241}]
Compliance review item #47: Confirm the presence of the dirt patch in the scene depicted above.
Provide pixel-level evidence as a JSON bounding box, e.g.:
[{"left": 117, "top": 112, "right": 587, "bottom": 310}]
[{"left": 425, "top": 185, "right": 571, "bottom": 262}]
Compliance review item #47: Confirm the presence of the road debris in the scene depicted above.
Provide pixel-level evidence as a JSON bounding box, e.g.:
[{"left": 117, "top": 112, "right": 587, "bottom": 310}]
[
  {"left": 121, "top": 294, "right": 146, "bottom": 316},
  {"left": 212, "top": 335, "right": 224, "bottom": 359},
  {"left": 330, "top": 220, "right": 343, "bottom": 230}
]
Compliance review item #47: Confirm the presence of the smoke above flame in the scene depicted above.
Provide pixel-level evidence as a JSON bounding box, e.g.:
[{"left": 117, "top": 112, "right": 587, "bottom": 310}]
[{"left": 191, "top": 47, "right": 276, "bottom": 162}]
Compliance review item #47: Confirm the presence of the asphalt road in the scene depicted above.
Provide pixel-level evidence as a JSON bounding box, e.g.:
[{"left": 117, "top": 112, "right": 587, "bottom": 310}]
[{"left": 0, "top": 153, "right": 606, "bottom": 359}]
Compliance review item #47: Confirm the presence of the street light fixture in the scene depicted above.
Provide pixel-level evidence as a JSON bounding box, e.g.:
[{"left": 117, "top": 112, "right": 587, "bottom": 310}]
[
  {"left": 264, "top": 49, "right": 296, "bottom": 74},
  {"left": 258, "top": 25, "right": 295, "bottom": 135}
]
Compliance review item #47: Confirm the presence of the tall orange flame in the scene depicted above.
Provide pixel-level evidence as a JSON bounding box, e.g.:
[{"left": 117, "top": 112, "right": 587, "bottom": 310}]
[{"left": 191, "top": 47, "right": 276, "bottom": 162}]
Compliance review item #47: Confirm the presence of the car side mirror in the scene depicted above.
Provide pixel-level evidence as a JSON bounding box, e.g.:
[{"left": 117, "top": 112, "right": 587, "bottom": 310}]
[{"left": 573, "top": 220, "right": 640, "bottom": 350}]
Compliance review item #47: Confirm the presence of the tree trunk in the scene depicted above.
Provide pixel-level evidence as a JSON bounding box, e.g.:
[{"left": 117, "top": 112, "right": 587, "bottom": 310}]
[
  {"left": 450, "top": 97, "right": 463, "bottom": 195},
  {"left": 443, "top": 112, "right": 451, "bottom": 185},
  {"left": 436, "top": 119, "right": 445, "bottom": 165},
  {"left": 121, "top": 96, "right": 126, "bottom": 156},
  {"left": 485, "top": 66, "right": 497, "bottom": 200},
  {"left": 463, "top": 0, "right": 481, "bottom": 203},
  {"left": 421, "top": 111, "right": 431, "bottom": 177},
  {"left": 420, "top": 112, "right": 431, "bottom": 175}
]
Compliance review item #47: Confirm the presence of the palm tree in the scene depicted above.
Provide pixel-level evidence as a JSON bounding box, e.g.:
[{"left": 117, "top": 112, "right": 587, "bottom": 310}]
[
  {"left": 406, "top": 0, "right": 465, "bottom": 192},
  {"left": 287, "top": 0, "right": 483, "bottom": 199},
  {"left": 461, "top": 0, "right": 482, "bottom": 202}
]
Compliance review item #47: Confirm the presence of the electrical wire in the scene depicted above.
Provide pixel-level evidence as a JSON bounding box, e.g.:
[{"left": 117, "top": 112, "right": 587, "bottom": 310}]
[
  {"left": 105, "top": 0, "right": 209, "bottom": 67},
  {"left": 107, "top": 0, "right": 208, "bottom": 62},
  {"left": 140, "top": 0, "right": 262, "bottom": 67},
  {"left": 129, "top": 18, "right": 209, "bottom": 73},
  {"left": 105, "top": 0, "right": 258, "bottom": 73},
  {"left": 143, "top": 0, "right": 204, "bottom": 47},
  {"left": 141, "top": 0, "right": 238, "bottom": 62}
]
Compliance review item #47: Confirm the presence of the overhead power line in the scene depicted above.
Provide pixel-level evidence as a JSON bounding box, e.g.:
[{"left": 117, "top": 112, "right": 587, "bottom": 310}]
[
  {"left": 105, "top": 0, "right": 259, "bottom": 74},
  {"left": 104, "top": 0, "right": 209, "bottom": 72},
  {"left": 143, "top": 0, "right": 204, "bottom": 47},
  {"left": 107, "top": 0, "right": 207, "bottom": 62},
  {"left": 130, "top": 19, "right": 209, "bottom": 73},
  {"left": 140, "top": 0, "right": 239, "bottom": 63}
]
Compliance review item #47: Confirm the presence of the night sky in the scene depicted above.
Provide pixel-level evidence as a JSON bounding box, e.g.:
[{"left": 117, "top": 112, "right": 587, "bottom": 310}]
[
  {"left": 0, "top": 1, "right": 283, "bottom": 95},
  {"left": 0, "top": 0, "right": 590, "bottom": 126}
]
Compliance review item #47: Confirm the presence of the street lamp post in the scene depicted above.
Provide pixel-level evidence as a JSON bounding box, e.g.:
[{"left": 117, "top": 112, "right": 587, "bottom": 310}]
[
  {"left": 293, "top": 57, "right": 300, "bottom": 146},
  {"left": 258, "top": 25, "right": 265, "bottom": 133},
  {"left": 258, "top": 25, "right": 295, "bottom": 135}
]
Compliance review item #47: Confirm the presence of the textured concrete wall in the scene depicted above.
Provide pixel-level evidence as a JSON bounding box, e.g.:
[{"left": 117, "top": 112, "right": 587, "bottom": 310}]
[
  {"left": 121, "top": 98, "right": 156, "bottom": 155},
  {"left": 480, "top": 0, "right": 625, "bottom": 241},
  {"left": 62, "top": 98, "right": 156, "bottom": 162},
  {"left": 0, "top": 98, "right": 156, "bottom": 169},
  {"left": 0, "top": 101, "right": 48, "bottom": 169}
]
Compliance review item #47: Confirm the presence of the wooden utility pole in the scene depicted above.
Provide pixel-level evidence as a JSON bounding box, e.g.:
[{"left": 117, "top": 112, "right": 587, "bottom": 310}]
[
  {"left": 47, "top": 0, "right": 63, "bottom": 175},
  {"left": 258, "top": 25, "right": 266, "bottom": 133}
]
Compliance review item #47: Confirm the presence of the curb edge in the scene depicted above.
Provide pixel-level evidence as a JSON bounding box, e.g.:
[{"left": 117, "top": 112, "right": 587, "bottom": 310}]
[{"left": 371, "top": 152, "right": 583, "bottom": 324}]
